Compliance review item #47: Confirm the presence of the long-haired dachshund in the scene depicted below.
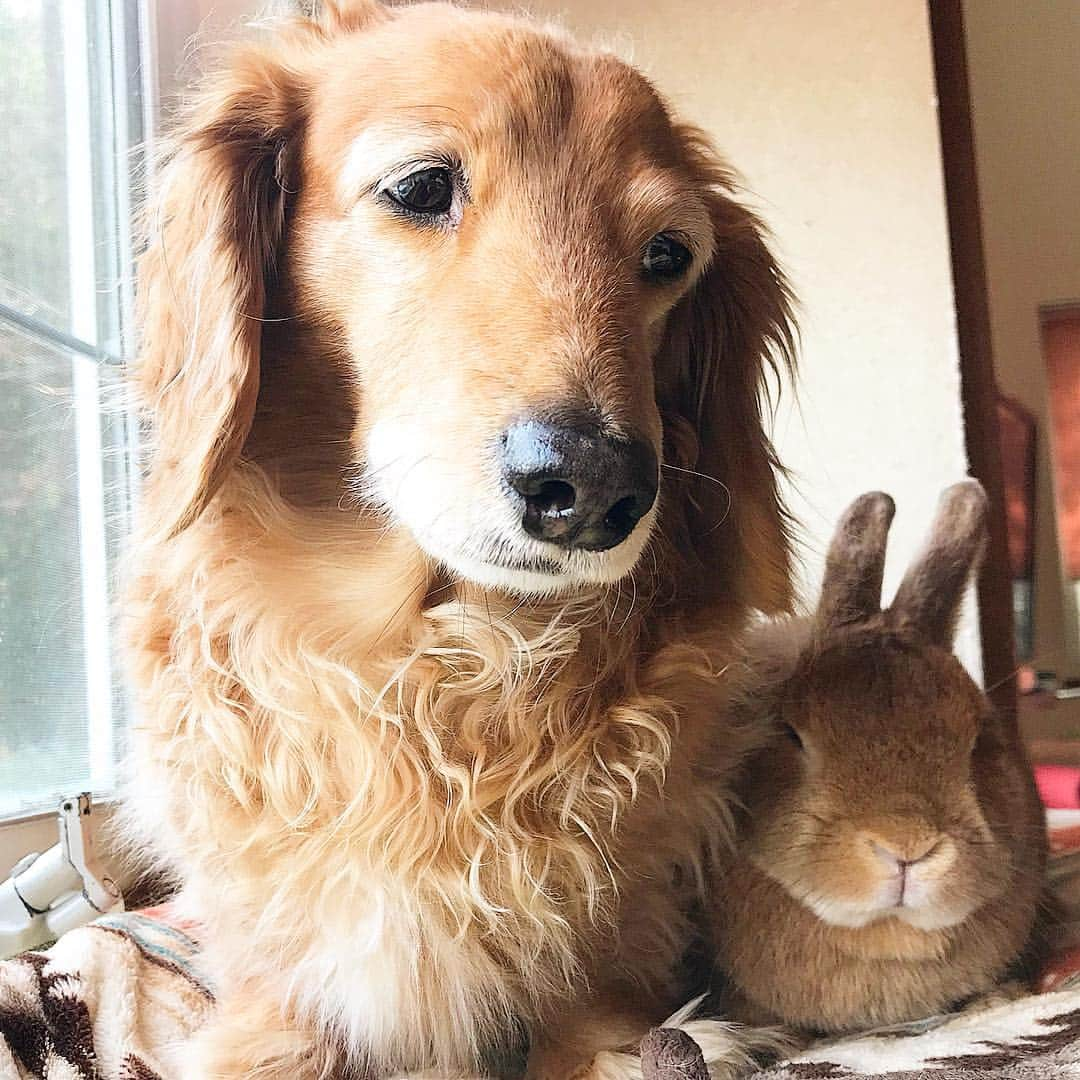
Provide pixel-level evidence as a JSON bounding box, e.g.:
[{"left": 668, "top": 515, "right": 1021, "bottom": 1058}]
[{"left": 122, "top": 1, "right": 796, "bottom": 1076}]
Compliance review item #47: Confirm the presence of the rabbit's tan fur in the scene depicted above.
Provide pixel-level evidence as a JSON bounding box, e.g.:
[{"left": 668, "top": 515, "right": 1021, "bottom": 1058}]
[{"left": 711, "top": 484, "right": 1046, "bottom": 1036}]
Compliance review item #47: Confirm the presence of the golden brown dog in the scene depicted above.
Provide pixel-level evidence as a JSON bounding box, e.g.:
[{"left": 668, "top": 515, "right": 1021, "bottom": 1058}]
[{"left": 122, "top": 1, "right": 795, "bottom": 1076}]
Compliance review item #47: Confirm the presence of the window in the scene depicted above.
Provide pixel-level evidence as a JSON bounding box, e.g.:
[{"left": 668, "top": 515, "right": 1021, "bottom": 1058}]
[{"left": 0, "top": 0, "right": 145, "bottom": 821}]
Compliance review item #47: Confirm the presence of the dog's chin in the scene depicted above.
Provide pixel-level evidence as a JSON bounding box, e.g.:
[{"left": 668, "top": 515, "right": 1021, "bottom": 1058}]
[
  {"left": 441, "top": 549, "right": 628, "bottom": 598},
  {"left": 442, "top": 553, "right": 586, "bottom": 598},
  {"left": 418, "top": 515, "right": 657, "bottom": 599}
]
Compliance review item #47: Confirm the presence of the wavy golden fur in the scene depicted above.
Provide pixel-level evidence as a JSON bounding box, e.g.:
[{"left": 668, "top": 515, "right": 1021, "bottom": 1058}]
[{"left": 122, "top": 2, "right": 796, "bottom": 1077}]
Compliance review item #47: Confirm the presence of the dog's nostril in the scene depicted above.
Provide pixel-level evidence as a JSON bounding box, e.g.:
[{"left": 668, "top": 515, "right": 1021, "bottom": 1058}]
[
  {"left": 528, "top": 479, "right": 576, "bottom": 515},
  {"left": 502, "top": 419, "right": 657, "bottom": 552},
  {"left": 605, "top": 495, "right": 643, "bottom": 535}
]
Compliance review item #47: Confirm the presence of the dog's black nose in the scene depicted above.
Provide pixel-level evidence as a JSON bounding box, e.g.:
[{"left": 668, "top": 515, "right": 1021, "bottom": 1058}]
[{"left": 502, "top": 420, "right": 658, "bottom": 551}]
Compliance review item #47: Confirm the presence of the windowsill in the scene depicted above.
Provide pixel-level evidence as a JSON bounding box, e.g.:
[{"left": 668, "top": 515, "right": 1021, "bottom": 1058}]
[
  {"left": 0, "top": 799, "right": 119, "bottom": 882},
  {"left": 0, "top": 812, "right": 63, "bottom": 881}
]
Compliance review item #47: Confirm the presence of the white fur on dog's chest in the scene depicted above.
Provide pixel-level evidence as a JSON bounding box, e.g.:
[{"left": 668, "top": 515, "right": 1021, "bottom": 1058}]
[{"left": 271, "top": 844, "right": 601, "bottom": 1073}]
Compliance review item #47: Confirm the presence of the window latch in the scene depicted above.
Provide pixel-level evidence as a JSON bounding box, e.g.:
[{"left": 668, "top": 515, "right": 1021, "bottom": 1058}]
[{"left": 0, "top": 794, "right": 124, "bottom": 959}]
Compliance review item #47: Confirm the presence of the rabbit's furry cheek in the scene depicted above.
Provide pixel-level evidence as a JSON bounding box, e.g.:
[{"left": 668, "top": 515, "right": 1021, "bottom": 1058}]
[
  {"left": 742, "top": 712, "right": 1011, "bottom": 931},
  {"left": 755, "top": 821, "right": 1008, "bottom": 932}
]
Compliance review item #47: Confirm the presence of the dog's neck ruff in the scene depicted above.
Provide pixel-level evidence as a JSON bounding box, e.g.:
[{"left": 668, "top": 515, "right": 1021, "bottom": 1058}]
[{"left": 122, "top": 472, "right": 724, "bottom": 1069}]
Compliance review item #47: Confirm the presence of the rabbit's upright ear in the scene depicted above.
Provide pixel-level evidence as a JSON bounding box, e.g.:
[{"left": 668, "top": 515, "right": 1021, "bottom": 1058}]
[
  {"left": 887, "top": 480, "right": 989, "bottom": 647},
  {"left": 816, "top": 491, "right": 896, "bottom": 633}
]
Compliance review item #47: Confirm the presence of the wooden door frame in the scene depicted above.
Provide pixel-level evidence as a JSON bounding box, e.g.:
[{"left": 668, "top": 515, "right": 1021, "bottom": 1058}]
[{"left": 928, "top": 0, "right": 1017, "bottom": 717}]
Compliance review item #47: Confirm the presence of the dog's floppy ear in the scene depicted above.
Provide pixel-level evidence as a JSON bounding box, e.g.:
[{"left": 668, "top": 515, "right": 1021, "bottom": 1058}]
[
  {"left": 135, "top": 41, "right": 308, "bottom": 540},
  {"left": 658, "top": 141, "right": 797, "bottom": 614}
]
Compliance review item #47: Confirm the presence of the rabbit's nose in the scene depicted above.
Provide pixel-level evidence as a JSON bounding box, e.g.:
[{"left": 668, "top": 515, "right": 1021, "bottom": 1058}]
[{"left": 866, "top": 833, "right": 944, "bottom": 873}]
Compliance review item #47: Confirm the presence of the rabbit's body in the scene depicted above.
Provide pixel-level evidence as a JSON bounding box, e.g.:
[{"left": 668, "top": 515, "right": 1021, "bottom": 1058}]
[{"left": 711, "top": 485, "right": 1047, "bottom": 1036}]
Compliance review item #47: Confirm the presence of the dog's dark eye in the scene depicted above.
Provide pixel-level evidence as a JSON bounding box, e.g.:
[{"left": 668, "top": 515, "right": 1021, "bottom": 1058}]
[
  {"left": 782, "top": 723, "right": 804, "bottom": 750},
  {"left": 642, "top": 233, "right": 692, "bottom": 279},
  {"left": 388, "top": 167, "right": 454, "bottom": 216}
]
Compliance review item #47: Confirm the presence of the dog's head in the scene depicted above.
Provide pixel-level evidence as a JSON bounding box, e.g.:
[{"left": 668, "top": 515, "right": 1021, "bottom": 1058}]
[{"left": 136, "top": 0, "right": 794, "bottom": 608}]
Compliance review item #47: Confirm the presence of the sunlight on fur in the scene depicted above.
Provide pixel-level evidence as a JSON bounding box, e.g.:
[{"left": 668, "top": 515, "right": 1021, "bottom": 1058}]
[
  {"left": 120, "top": 0, "right": 798, "bottom": 1075},
  {"left": 122, "top": 469, "right": 762, "bottom": 1074}
]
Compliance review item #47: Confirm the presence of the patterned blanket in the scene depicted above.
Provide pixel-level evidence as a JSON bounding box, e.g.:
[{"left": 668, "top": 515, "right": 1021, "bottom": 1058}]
[
  {"left": 4, "top": 825, "right": 1080, "bottom": 1080},
  {"left": 0, "top": 909, "right": 211, "bottom": 1080},
  {"left": 748, "top": 989, "right": 1080, "bottom": 1079}
]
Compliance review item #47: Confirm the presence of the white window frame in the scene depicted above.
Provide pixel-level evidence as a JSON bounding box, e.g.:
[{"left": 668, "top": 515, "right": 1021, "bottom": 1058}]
[
  {"left": 0, "top": 814, "right": 61, "bottom": 884},
  {"left": 1, "top": 0, "right": 289, "bottom": 881},
  {"left": 0, "top": 0, "right": 155, "bottom": 867},
  {"left": 0, "top": 0, "right": 270, "bottom": 876}
]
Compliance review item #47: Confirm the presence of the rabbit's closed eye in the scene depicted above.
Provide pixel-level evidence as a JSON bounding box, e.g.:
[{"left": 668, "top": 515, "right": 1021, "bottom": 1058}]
[{"left": 781, "top": 722, "right": 803, "bottom": 749}]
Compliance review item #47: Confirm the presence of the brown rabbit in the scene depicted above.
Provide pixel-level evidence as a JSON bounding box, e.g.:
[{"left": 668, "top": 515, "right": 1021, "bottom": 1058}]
[{"left": 709, "top": 481, "right": 1047, "bottom": 1037}]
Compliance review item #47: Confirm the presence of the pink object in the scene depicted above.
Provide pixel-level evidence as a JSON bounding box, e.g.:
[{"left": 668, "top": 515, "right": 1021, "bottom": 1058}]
[{"left": 1035, "top": 765, "right": 1080, "bottom": 809}]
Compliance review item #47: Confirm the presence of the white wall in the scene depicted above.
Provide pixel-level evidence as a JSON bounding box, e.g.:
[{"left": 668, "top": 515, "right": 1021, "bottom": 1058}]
[
  {"left": 963, "top": 0, "right": 1080, "bottom": 680},
  {"left": 149, "top": 0, "right": 276, "bottom": 103},
  {"left": 157, "top": 0, "right": 980, "bottom": 671},
  {"left": 518, "top": 0, "right": 977, "bottom": 665}
]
